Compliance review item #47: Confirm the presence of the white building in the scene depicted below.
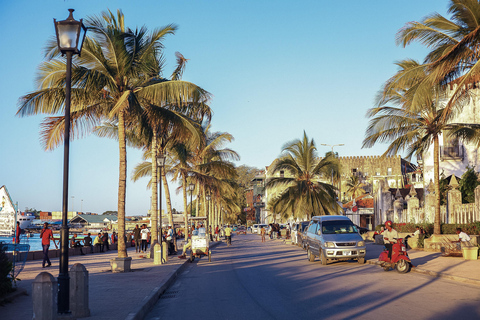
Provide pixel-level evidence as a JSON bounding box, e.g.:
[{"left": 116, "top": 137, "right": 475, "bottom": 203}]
[{"left": 420, "top": 85, "right": 480, "bottom": 183}]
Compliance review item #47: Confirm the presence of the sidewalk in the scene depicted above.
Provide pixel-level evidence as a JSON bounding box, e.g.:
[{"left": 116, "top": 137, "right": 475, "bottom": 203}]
[
  {"left": 364, "top": 242, "right": 480, "bottom": 286},
  {"left": 0, "top": 240, "right": 208, "bottom": 320}
]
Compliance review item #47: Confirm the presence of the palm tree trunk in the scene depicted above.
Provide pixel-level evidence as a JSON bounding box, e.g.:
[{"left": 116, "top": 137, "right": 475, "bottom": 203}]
[
  {"left": 150, "top": 133, "right": 158, "bottom": 247},
  {"left": 117, "top": 111, "right": 127, "bottom": 258},
  {"left": 182, "top": 173, "right": 189, "bottom": 236},
  {"left": 161, "top": 168, "right": 175, "bottom": 249},
  {"left": 195, "top": 182, "right": 200, "bottom": 223},
  {"left": 434, "top": 135, "right": 441, "bottom": 234}
]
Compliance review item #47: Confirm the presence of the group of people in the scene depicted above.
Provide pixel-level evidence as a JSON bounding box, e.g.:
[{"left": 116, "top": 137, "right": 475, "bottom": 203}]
[{"left": 131, "top": 224, "right": 177, "bottom": 255}]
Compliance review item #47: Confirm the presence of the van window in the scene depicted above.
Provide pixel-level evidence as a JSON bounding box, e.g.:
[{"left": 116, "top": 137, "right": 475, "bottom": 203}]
[
  {"left": 321, "top": 220, "right": 357, "bottom": 234},
  {"left": 308, "top": 222, "right": 318, "bottom": 233}
]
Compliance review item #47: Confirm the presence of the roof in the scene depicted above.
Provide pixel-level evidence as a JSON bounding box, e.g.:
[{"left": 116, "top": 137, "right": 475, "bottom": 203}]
[
  {"left": 312, "top": 215, "right": 351, "bottom": 222},
  {"left": 388, "top": 188, "right": 424, "bottom": 202},
  {"left": 343, "top": 194, "right": 374, "bottom": 209},
  {"left": 70, "top": 214, "right": 117, "bottom": 224}
]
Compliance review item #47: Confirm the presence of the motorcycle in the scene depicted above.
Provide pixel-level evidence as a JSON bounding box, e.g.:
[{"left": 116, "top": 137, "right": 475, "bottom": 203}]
[{"left": 378, "top": 238, "right": 412, "bottom": 273}]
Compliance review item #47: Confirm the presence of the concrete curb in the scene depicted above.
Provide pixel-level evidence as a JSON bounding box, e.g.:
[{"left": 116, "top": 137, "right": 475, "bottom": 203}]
[
  {"left": 0, "top": 287, "right": 28, "bottom": 305},
  {"left": 366, "top": 259, "right": 480, "bottom": 287},
  {"left": 125, "top": 241, "right": 221, "bottom": 320}
]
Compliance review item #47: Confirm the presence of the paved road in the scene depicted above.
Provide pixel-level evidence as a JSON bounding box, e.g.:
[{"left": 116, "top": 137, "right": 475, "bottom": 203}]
[{"left": 146, "top": 234, "right": 480, "bottom": 320}]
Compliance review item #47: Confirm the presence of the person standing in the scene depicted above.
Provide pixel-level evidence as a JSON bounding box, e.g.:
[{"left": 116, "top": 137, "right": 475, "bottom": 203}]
[
  {"left": 102, "top": 232, "right": 109, "bottom": 252},
  {"left": 15, "top": 221, "right": 21, "bottom": 244},
  {"left": 166, "top": 226, "right": 174, "bottom": 255},
  {"left": 141, "top": 224, "right": 150, "bottom": 253},
  {"left": 40, "top": 222, "right": 55, "bottom": 268},
  {"left": 260, "top": 225, "right": 266, "bottom": 242},
  {"left": 133, "top": 224, "right": 141, "bottom": 253}
]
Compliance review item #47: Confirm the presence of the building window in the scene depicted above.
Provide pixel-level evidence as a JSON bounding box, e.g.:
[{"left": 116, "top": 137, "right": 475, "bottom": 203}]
[
  {"left": 280, "top": 170, "right": 284, "bottom": 178},
  {"left": 376, "top": 170, "right": 381, "bottom": 176},
  {"left": 387, "top": 167, "right": 392, "bottom": 175}
]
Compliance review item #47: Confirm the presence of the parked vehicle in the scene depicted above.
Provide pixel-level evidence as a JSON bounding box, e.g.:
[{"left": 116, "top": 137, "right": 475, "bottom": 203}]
[
  {"left": 378, "top": 238, "right": 412, "bottom": 273},
  {"left": 251, "top": 224, "right": 259, "bottom": 234},
  {"left": 236, "top": 226, "right": 247, "bottom": 235},
  {"left": 305, "top": 216, "right": 366, "bottom": 265},
  {"left": 291, "top": 221, "right": 309, "bottom": 245}
]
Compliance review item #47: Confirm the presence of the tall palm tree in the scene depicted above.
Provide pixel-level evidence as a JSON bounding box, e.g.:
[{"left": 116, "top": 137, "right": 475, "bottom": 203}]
[
  {"left": 363, "top": 59, "right": 477, "bottom": 234},
  {"left": 17, "top": 10, "right": 210, "bottom": 259},
  {"left": 266, "top": 132, "right": 341, "bottom": 221},
  {"left": 396, "top": 0, "right": 480, "bottom": 117},
  {"left": 345, "top": 175, "right": 366, "bottom": 200}
]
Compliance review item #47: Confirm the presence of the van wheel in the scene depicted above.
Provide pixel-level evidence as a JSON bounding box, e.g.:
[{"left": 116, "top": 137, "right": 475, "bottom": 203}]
[
  {"left": 319, "top": 250, "right": 327, "bottom": 265},
  {"left": 307, "top": 249, "right": 315, "bottom": 262},
  {"left": 358, "top": 257, "right": 365, "bottom": 264}
]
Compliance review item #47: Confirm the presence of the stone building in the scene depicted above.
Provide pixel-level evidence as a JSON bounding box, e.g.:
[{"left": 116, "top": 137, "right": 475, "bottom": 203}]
[{"left": 338, "top": 155, "right": 417, "bottom": 201}]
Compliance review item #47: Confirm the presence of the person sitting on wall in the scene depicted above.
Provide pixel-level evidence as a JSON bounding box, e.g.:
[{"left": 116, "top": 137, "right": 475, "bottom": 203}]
[
  {"left": 70, "top": 234, "right": 85, "bottom": 255},
  {"left": 93, "top": 232, "right": 104, "bottom": 252},
  {"left": 83, "top": 233, "right": 94, "bottom": 254}
]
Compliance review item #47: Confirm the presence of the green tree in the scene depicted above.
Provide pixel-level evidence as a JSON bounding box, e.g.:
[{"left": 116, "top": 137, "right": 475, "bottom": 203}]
[
  {"left": 266, "top": 132, "right": 341, "bottom": 221},
  {"left": 17, "top": 10, "right": 209, "bottom": 259},
  {"left": 460, "top": 166, "right": 479, "bottom": 203},
  {"left": 345, "top": 175, "right": 366, "bottom": 199}
]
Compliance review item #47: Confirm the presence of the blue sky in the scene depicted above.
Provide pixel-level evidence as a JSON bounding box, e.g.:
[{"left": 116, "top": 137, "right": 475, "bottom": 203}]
[{"left": 0, "top": 0, "right": 449, "bottom": 215}]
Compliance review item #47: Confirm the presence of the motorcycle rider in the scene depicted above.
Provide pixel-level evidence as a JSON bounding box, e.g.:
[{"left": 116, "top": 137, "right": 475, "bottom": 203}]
[{"left": 382, "top": 220, "right": 398, "bottom": 260}]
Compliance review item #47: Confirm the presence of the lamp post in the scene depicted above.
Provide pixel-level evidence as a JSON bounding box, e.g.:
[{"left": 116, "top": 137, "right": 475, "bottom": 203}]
[
  {"left": 157, "top": 153, "right": 166, "bottom": 263},
  {"left": 54, "top": 8, "right": 87, "bottom": 315}
]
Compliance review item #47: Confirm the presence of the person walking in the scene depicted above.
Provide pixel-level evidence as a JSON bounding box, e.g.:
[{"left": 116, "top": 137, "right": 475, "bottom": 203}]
[
  {"left": 225, "top": 225, "right": 232, "bottom": 246},
  {"left": 133, "top": 224, "right": 141, "bottom": 253},
  {"left": 260, "top": 225, "right": 266, "bottom": 242},
  {"left": 141, "top": 224, "right": 150, "bottom": 253},
  {"left": 40, "top": 222, "right": 56, "bottom": 268}
]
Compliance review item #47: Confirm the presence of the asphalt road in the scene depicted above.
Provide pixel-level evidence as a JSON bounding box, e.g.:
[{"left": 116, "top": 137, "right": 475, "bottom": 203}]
[{"left": 145, "top": 234, "right": 480, "bottom": 320}]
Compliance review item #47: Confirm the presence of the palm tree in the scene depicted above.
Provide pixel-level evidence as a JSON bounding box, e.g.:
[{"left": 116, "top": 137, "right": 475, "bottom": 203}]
[
  {"left": 395, "top": 0, "right": 480, "bottom": 118},
  {"left": 17, "top": 10, "right": 210, "bottom": 259},
  {"left": 363, "top": 59, "right": 478, "bottom": 234},
  {"left": 345, "top": 175, "right": 366, "bottom": 200},
  {"left": 266, "top": 132, "right": 342, "bottom": 221}
]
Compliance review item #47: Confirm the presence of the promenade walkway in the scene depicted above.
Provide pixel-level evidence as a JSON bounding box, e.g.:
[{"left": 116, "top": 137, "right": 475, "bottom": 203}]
[{"left": 1, "top": 243, "right": 192, "bottom": 320}]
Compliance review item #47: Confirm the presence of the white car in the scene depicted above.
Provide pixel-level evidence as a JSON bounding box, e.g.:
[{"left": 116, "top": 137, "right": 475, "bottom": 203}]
[{"left": 251, "top": 224, "right": 259, "bottom": 234}]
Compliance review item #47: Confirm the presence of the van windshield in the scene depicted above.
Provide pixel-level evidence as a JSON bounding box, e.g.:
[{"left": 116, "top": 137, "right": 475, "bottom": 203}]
[{"left": 322, "top": 221, "right": 357, "bottom": 234}]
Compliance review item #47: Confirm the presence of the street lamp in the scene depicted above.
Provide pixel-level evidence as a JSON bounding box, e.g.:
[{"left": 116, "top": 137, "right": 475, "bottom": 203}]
[
  {"left": 54, "top": 8, "right": 87, "bottom": 315},
  {"left": 188, "top": 183, "right": 195, "bottom": 232},
  {"left": 157, "top": 153, "right": 166, "bottom": 263}
]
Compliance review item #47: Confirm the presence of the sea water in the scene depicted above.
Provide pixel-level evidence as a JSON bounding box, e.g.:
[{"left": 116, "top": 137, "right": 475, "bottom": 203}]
[{"left": 0, "top": 235, "right": 43, "bottom": 251}]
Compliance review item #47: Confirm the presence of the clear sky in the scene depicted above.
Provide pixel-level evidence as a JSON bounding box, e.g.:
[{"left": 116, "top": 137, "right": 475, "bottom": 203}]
[{"left": 0, "top": 0, "right": 449, "bottom": 215}]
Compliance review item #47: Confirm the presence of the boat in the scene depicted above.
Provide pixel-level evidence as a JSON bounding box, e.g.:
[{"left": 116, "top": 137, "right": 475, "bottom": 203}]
[{"left": 0, "top": 185, "right": 34, "bottom": 236}]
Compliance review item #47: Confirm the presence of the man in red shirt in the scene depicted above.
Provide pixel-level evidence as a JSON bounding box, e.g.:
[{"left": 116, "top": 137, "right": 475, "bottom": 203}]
[{"left": 40, "top": 222, "right": 55, "bottom": 268}]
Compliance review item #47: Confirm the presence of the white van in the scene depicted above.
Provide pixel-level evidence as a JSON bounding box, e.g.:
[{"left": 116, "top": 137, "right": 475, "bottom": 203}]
[{"left": 305, "top": 215, "right": 366, "bottom": 265}]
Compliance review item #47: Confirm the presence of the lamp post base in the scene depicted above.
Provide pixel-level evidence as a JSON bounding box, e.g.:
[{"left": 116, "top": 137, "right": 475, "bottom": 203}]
[{"left": 110, "top": 257, "right": 132, "bottom": 273}]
